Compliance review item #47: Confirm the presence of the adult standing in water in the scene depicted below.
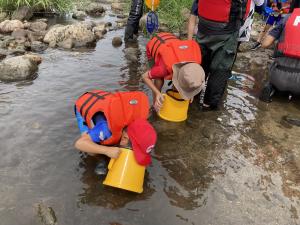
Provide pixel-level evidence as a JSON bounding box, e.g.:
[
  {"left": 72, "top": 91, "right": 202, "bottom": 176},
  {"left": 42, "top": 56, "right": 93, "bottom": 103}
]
[
  {"left": 188, "top": 0, "right": 251, "bottom": 110},
  {"left": 124, "top": 0, "right": 144, "bottom": 42},
  {"left": 74, "top": 90, "right": 157, "bottom": 174},
  {"left": 260, "top": 0, "right": 300, "bottom": 102}
]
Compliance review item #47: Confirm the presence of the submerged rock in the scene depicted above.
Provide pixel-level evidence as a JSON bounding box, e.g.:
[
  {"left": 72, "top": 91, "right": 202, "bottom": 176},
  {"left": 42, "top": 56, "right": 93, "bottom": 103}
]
[
  {"left": 12, "top": 6, "right": 33, "bottom": 21},
  {"left": 72, "top": 10, "right": 87, "bottom": 20},
  {"left": 35, "top": 203, "right": 57, "bottom": 225},
  {"left": 112, "top": 36, "right": 122, "bottom": 47},
  {"left": 43, "top": 23, "right": 96, "bottom": 48},
  {"left": 85, "top": 2, "right": 105, "bottom": 16},
  {"left": 283, "top": 115, "right": 300, "bottom": 127},
  {"left": 0, "top": 54, "right": 42, "bottom": 82},
  {"left": 30, "top": 41, "right": 48, "bottom": 53},
  {"left": 0, "top": 20, "right": 24, "bottom": 33},
  {"left": 105, "top": 22, "right": 112, "bottom": 27}
]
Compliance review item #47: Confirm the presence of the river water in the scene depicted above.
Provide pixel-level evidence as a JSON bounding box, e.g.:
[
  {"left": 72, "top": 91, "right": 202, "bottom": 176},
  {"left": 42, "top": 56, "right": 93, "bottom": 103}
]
[{"left": 0, "top": 9, "right": 299, "bottom": 225}]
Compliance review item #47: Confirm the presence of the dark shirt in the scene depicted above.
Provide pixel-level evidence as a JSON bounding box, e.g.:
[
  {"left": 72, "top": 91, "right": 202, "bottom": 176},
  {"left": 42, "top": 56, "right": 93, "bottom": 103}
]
[
  {"left": 269, "top": 14, "right": 294, "bottom": 58},
  {"left": 191, "top": 0, "right": 243, "bottom": 35},
  {"left": 269, "top": 15, "right": 290, "bottom": 41}
]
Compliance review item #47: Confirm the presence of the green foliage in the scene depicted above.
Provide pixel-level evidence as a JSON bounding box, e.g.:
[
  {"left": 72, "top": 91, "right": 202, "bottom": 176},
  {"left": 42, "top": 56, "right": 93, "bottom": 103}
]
[
  {"left": 0, "top": 0, "right": 74, "bottom": 12},
  {"left": 156, "top": 0, "right": 193, "bottom": 31}
]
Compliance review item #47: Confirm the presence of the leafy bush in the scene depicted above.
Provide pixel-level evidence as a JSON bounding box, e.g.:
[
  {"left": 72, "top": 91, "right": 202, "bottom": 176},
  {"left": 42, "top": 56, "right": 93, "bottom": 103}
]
[
  {"left": 156, "top": 0, "right": 193, "bottom": 31},
  {"left": 0, "top": 0, "right": 74, "bottom": 12}
]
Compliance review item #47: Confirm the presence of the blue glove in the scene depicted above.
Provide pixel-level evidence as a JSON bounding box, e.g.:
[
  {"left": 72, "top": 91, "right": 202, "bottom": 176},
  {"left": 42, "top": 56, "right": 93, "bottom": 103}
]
[{"left": 75, "top": 110, "right": 89, "bottom": 134}]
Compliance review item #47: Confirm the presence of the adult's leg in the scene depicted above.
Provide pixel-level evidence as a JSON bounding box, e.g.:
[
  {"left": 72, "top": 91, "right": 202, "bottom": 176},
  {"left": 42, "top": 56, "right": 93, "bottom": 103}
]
[
  {"left": 203, "top": 32, "right": 239, "bottom": 109},
  {"left": 125, "top": 0, "right": 144, "bottom": 41}
]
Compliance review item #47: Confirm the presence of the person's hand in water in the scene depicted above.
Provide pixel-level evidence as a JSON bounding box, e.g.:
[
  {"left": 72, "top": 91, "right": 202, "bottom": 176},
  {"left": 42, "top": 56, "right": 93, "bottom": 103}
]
[
  {"left": 106, "top": 147, "right": 121, "bottom": 159},
  {"left": 154, "top": 92, "right": 164, "bottom": 112}
]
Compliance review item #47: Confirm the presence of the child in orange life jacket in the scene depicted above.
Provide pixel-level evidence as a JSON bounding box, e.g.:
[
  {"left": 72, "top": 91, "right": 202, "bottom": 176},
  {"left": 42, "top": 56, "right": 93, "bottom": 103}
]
[
  {"left": 142, "top": 33, "right": 205, "bottom": 111},
  {"left": 74, "top": 90, "right": 157, "bottom": 171}
]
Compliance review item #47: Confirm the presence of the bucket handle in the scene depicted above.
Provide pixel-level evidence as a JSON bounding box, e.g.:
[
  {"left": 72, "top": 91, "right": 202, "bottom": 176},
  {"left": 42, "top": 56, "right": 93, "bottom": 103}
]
[
  {"left": 166, "top": 89, "right": 186, "bottom": 102},
  {"left": 108, "top": 158, "right": 115, "bottom": 170}
]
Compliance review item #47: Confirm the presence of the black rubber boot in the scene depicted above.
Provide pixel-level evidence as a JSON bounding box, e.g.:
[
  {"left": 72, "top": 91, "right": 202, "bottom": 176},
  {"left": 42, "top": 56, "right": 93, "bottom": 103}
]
[
  {"left": 124, "top": 0, "right": 144, "bottom": 42},
  {"left": 124, "top": 25, "right": 135, "bottom": 42},
  {"left": 260, "top": 82, "right": 275, "bottom": 103},
  {"left": 94, "top": 157, "right": 109, "bottom": 176}
]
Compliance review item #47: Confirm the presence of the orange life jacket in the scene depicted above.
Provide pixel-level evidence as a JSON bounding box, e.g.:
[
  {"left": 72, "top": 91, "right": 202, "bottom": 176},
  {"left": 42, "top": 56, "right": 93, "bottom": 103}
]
[
  {"left": 146, "top": 33, "right": 202, "bottom": 80},
  {"left": 75, "top": 90, "right": 149, "bottom": 145}
]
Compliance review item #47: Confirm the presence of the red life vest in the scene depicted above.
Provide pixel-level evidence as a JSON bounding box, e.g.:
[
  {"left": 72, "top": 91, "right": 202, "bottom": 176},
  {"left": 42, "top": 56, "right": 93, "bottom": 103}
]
[
  {"left": 75, "top": 90, "right": 149, "bottom": 145},
  {"left": 146, "top": 32, "right": 202, "bottom": 80},
  {"left": 278, "top": 9, "right": 300, "bottom": 59},
  {"left": 198, "top": 0, "right": 251, "bottom": 23}
]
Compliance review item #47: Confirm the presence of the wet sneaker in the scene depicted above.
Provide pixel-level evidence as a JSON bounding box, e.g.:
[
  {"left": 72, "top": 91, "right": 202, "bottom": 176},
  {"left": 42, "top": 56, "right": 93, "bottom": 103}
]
[
  {"left": 251, "top": 42, "right": 261, "bottom": 51},
  {"left": 94, "top": 159, "right": 108, "bottom": 176},
  {"left": 259, "top": 82, "right": 275, "bottom": 103}
]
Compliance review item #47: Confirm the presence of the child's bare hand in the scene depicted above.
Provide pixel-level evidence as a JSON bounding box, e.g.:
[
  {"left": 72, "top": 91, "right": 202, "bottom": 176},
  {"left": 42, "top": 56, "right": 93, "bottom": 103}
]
[
  {"left": 107, "top": 147, "right": 121, "bottom": 159},
  {"left": 154, "top": 93, "right": 164, "bottom": 112}
]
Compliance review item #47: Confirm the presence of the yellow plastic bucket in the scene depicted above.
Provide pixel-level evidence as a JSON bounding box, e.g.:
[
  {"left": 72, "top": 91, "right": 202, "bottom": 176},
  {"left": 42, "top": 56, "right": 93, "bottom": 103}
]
[
  {"left": 103, "top": 148, "right": 145, "bottom": 193},
  {"left": 158, "top": 90, "right": 189, "bottom": 122},
  {"left": 145, "top": 0, "right": 160, "bottom": 10}
]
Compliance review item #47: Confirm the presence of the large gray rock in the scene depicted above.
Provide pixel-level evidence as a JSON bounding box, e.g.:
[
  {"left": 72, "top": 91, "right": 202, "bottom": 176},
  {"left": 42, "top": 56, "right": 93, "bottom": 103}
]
[
  {"left": 0, "top": 36, "right": 15, "bottom": 48},
  {"left": 139, "top": 14, "right": 147, "bottom": 31},
  {"left": 93, "top": 23, "right": 107, "bottom": 39},
  {"left": 72, "top": 11, "right": 87, "bottom": 20},
  {"left": 43, "top": 23, "right": 96, "bottom": 48},
  {"left": 12, "top": 6, "right": 33, "bottom": 21},
  {"left": 11, "top": 29, "right": 28, "bottom": 40},
  {"left": 28, "top": 30, "right": 47, "bottom": 42},
  {"left": 35, "top": 203, "right": 57, "bottom": 225},
  {"left": 58, "top": 38, "right": 74, "bottom": 49},
  {"left": 0, "top": 54, "right": 42, "bottom": 82},
  {"left": 29, "top": 21, "right": 48, "bottom": 32},
  {"left": 0, "top": 20, "right": 24, "bottom": 33},
  {"left": 85, "top": 3, "right": 105, "bottom": 16}
]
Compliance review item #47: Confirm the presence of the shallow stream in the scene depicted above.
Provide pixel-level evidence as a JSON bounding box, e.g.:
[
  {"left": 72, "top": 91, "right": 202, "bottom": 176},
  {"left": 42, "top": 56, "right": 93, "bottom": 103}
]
[{"left": 0, "top": 8, "right": 299, "bottom": 225}]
